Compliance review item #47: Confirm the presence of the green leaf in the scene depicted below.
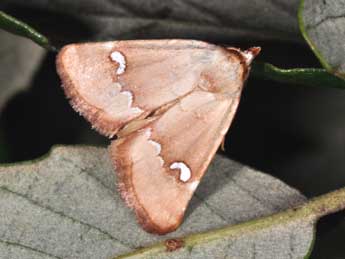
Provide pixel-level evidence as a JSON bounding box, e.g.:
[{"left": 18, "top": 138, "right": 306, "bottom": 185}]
[
  {"left": 0, "top": 29, "right": 45, "bottom": 112},
  {"left": 298, "top": 0, "right": 345, "bottom": 79},
  {"left": 252, "top": 62, "right": 345, "bottom": 89},
  {"left": 0, "top": 146, "right": 314, "bottom": 258},
  {"left": 0, "top": 11, "right": 52, "bottom": 50},
  {"left": 1, "top": 1, "right": 302, "bottom": 47}
]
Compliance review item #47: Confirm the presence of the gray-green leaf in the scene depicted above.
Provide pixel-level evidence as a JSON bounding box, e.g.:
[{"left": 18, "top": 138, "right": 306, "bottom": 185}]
[
  {"left": 299, "top": 0, "right": 345, "bottom": 79},
  {"left": 4, "top": 1, "right": 345, "bottom": 92},
  {"left": 0, "top": 145, "right": 314, "bottom": 258},
  {"left": 0, "top": 29, "right": 45, "bottom": 112},
  {"left": 1, "top": 0, "right": 302, "bottom": 47},
  {"left": 119, "top": 187, "right": 345, "bottom": 259}
]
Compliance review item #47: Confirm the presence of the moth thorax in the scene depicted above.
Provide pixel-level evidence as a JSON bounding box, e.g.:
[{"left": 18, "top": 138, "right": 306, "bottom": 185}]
[
  {"left": 198, "top": 60, "right": 244, "bottom": 95},
  {"left": 198, "top": 72, "right": 219, "bottom": 92}
]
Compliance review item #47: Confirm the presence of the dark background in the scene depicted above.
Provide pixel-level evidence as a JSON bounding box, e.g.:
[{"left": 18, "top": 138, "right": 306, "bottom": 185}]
[{"left": 1, "top": 1, "right": 345, "bottom": 257}]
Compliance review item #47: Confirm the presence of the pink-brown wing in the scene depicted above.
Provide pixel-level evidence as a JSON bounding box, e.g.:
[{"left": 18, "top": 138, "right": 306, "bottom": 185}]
[
  {"left": 56, "top": 39, "right": 260, "bottom": 234},
  {"left": 110, "top": 90, "right": 241, "bottom": 234},
  {"left": 56, "top": 39, "right": 236, "bottom": 137}
]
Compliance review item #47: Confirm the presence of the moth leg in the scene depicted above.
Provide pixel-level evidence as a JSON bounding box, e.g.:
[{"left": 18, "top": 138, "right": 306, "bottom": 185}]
[{"left": 220, "top": 136, "right": 226, "bottom": 151}]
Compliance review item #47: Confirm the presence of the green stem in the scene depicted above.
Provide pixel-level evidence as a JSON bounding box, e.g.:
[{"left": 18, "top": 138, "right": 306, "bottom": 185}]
[
  {"left": 115, "top": 187, "right": 345, "bottom": 258},
  {"left": 0, "top": 11, "right": 53, "bottom": 50},
  {"left": 251, "top": 62, "right": 345, "bottom": 89}
]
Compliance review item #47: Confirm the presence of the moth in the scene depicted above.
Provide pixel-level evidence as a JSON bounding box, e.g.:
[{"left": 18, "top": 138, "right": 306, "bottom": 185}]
[{"left": 56, "top": 40, "right": 260, "bottom": 234}]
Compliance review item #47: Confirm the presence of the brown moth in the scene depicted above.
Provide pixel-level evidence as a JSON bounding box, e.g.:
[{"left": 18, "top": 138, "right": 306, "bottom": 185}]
[{"left": 56, "top": 40, "right": 260, "bottom": 234}]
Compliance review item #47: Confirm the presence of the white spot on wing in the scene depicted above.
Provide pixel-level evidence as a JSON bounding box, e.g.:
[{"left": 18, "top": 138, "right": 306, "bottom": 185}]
[
  {"left": 170, "top": 162, "right": 191, "bottom": 182},
  {"left": 110, "top": 51, "right": 126, "bottom": 74},
  {"left": 158, "top": 157, "right": 164, "bottom": 166},
  {"left": 120, "top": 91, "right": 133, "bottom": 107},
  {"left": 148, "top": 140, "right": 162, "bottom": 155},
  {"left": 131, "top": 107, "right": 143, "bottom": 114},
  {"left": 144, "top": 128, "right": 152, "bottom": 138},
  {"left": 145, "top": 129, "right": 165, "bottom": 166}
]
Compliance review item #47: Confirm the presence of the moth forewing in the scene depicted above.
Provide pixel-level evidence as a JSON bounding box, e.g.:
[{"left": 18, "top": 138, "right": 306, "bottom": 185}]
[
  {"left": 56, "top": 39, "right": 260, "bottom": 234},
  {"left": 57, "top": 40, "right": 226, "bottom": 137}
]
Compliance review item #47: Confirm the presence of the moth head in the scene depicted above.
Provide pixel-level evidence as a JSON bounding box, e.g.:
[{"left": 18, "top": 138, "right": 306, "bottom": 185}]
[
  {"left": 226, "top": 46, "right": 261, "bottom": 79},
  {"left": 241, "top": 47, "right": 261, "bottom": 65}
]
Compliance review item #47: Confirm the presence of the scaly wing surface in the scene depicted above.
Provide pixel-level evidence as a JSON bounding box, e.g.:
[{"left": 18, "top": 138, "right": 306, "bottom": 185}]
[{"left": 56, "top": 40, "right": 230, "bottom": 137}]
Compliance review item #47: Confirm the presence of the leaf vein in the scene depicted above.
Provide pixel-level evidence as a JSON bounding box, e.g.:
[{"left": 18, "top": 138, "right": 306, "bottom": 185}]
[
  {"left": 0, "top": 186, "right": 134, "bottom": 249},
  {"left": 194, "top": 193, "right": 229, "bottom": 223},
  {"left": 306, "top": 13, "right": 345, "bottom": 29},
  {"left": 0, "top": 238, "right": 62, "bottom": 259}
]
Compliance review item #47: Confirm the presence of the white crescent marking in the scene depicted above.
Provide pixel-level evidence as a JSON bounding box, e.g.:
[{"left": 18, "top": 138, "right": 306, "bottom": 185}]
[
  {"left": 170, "top": 162, "right": 191, "bottom": 182},
  {"left": 146, "top": 129, "right": 164, "bottom": 166},
  {"left": 110, "top": 51, "right": 126, "bottom": 75}
]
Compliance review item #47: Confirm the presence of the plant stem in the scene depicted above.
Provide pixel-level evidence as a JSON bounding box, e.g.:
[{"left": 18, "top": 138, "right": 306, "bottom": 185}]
[
  {"left": 115, "top": 187, "right": 345, "bottom": 258},
  {"left": 251, "top": 62, "right": 345, "bottom": 89},
  {"left": 0, "top": 11, "right": 53, "bottom": 50}
]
